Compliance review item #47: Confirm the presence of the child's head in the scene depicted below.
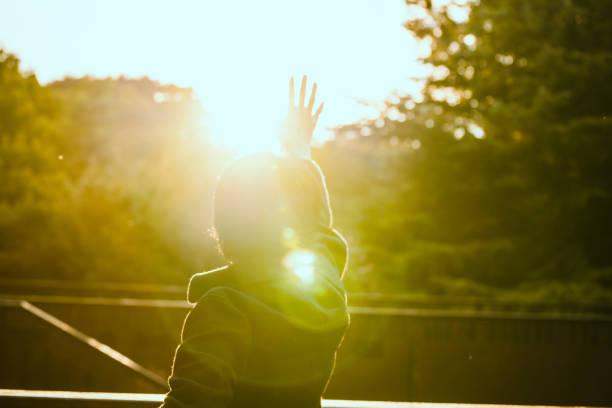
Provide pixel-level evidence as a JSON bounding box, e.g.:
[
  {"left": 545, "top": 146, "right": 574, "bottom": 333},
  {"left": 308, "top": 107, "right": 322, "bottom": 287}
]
[{"left": 212, "top": 153, "right": 330, "bottom": 265}]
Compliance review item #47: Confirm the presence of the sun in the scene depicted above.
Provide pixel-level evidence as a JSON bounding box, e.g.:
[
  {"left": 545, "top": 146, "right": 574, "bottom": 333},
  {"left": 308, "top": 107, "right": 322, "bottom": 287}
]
[{"left": 194, "top": 78, "right": 288, "bottom": 156}]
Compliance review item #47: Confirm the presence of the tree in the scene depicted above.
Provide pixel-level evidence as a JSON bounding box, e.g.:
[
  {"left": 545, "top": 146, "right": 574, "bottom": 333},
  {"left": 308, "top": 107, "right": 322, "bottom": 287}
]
[
  {"left": 0, "top": 50, "right": 229, "bottom": 284},
  {"left": 325, "top": 0, "right": 612, "bottom": 308}
]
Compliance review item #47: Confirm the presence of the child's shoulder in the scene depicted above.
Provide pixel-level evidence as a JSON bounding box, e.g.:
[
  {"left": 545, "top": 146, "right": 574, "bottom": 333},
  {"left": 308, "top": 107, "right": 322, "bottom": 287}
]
[
  {"left": 187, "top": 264, "right": 285, "bottom": 304},
  {"left": 187, "top": 265, "right": 234, "bottom": 304}
]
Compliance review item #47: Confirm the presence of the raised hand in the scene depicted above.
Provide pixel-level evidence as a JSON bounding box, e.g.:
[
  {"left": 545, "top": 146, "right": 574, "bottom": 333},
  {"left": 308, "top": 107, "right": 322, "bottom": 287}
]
[{"left": 279, "top": 75, "right": 324, "bottom": 158}]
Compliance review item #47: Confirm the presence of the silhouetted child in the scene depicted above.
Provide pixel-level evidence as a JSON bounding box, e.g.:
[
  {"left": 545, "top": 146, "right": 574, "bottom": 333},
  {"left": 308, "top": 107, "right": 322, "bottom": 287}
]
[{"left": 161, "top": 76, "right": 349, "bottom": 408}]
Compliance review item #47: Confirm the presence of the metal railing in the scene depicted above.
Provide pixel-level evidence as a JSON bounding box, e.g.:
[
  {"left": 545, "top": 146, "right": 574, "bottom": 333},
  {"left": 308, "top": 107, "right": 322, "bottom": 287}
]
[
  {"left": 3, "top": 277, "right": 612, "bottom": 314},
  {"left": 1, "top": 298, "right": 167, "bottom": 389},
  {"left": 2, "top": 293, "right": 612, "bottom": 321},
  {"left": 0, "top": 389, "right": 599, "bottom": 408}
]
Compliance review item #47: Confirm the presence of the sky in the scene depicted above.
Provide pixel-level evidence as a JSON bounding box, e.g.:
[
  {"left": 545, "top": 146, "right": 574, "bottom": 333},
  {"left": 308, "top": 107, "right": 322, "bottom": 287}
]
[{"left": 0, "top": 0, "right": 428, "bottom": 153}]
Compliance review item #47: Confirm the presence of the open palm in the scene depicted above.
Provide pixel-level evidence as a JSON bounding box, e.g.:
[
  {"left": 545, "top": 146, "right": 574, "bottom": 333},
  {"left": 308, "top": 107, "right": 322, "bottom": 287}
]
[{"left": 279, "top": 75, "right": 324, "bottom": 155}]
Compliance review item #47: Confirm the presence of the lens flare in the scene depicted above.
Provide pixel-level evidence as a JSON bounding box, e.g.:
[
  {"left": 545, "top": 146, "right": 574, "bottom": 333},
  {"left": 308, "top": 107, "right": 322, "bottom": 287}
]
[{"left": 283, "top": 249, "right": 316, "bottom": 284}]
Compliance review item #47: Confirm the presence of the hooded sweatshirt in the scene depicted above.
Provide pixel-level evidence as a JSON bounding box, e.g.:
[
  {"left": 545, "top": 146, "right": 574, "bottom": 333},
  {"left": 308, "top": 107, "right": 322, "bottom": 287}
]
[{"left": 160, "top": 158, "right": 349, "bottom": 408}]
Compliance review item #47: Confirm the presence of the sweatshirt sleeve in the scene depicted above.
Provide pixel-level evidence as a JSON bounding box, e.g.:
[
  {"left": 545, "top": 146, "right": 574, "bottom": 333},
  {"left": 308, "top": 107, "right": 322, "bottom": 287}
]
[
  {"left": 160, "top": 290, "right": 251, "bottom": 408},
  {"left": 278, "top": 157, "right": 349, "bottom": 281}
]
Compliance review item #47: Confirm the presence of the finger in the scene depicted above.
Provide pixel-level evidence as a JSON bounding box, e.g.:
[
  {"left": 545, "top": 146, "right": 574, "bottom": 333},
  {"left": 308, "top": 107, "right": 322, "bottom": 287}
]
[
  {"left": 289, "top": 77, "right": 295, "bottom": 107},
  {"left": 299, "top": 75, "right": 307, "bottom": 108},
  {"left": 307, "top": 82, "right": 317, "bottom": 112},
  {"left": 313, "top": 102, "right": 324, "bottom": 125}
]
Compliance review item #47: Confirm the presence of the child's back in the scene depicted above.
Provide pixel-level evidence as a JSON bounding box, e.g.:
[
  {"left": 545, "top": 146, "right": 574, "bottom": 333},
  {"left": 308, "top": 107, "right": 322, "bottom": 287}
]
[{"left": 161, "top": 77, "right": 348, "bottom": 408}]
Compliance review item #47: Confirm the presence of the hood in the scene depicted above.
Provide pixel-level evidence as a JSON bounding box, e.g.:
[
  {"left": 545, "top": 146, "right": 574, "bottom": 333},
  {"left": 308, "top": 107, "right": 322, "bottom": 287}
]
[
  {"left": 187, "top": 263, "right": 282, "bottom": 304},
  {"left": 187, "top": 226, "right": 348, "bottom": 304},
  {"left": 187, "top": 265, "right": 234, "bottom": 304}
]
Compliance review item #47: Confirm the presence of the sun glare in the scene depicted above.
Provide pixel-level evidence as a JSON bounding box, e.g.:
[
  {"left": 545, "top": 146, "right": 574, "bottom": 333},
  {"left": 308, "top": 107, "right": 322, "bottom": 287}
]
[
  {"left": 0, "top": 1, "right": 424, "bottom": 156},
  {"left": 200, "top": 78, "right": 287, "bottom": 156}
]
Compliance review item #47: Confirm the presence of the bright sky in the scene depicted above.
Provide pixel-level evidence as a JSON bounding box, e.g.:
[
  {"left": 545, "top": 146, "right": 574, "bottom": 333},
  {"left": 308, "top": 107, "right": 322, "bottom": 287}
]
[{"left": 0, "top": 0, "right": 428, "bottom": 153}]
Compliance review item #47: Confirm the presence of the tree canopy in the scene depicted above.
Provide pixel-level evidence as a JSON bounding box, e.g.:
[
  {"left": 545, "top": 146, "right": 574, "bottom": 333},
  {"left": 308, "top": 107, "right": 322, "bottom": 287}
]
[
  {"left": 1, "top": 0, "right": 611, "bottom": 310},
  {"left": 1, "top": 52, "right": 229, "bottom": 284},
  {"left": 328, "top": 0, "right": 612, "bottom": 308}
]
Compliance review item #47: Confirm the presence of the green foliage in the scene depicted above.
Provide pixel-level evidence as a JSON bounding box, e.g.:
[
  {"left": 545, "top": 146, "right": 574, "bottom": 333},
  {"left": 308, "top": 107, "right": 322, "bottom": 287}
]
[
  {"left": 326, "top": 0, "right": 612, "bottom": 307},
  {"left": 2, "top": 0, "right": 611, "bottom": 310},
  {"left": 0, "top": 51, "right": 229, "bottom": 284}
]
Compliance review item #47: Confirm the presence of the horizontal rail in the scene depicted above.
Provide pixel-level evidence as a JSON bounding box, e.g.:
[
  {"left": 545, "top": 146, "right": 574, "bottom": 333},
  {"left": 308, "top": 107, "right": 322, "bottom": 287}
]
[
  {"left": 2, "top": 278, "right": 610, "bottom": 313},
  {"left": 0, "top": 389, "right": 599, "bottom": 408},
  {"left": 0, "top": 294, "right": 188, "bottom": 308},
  {"left": 2, "top": 294, "right": 612, "bottom": 322},
  {"left": 0, "top": 278, "right": 185, "bottom": 294}
]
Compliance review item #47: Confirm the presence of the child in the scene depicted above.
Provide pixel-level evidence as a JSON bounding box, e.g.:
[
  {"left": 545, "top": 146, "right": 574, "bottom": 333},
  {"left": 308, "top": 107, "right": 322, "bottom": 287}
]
[{"left": 161, "top": 76, "right": 349, "bottom": 408}]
